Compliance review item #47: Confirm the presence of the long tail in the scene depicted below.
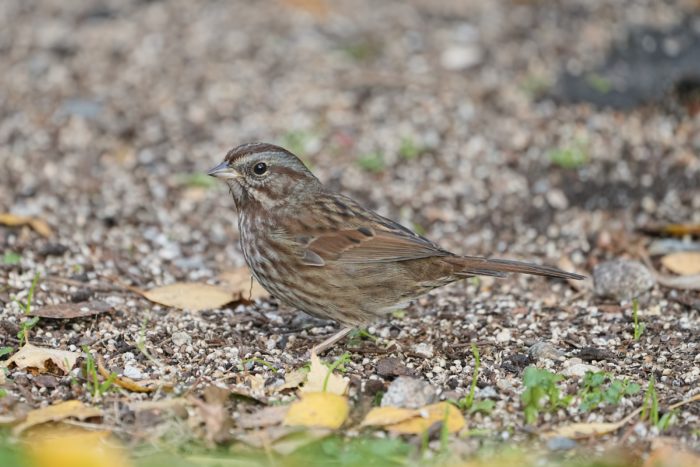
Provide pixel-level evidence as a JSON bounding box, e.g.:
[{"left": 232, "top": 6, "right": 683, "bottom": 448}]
[{"left": 447, "top": 255, "right": 585, "bottom": 280}]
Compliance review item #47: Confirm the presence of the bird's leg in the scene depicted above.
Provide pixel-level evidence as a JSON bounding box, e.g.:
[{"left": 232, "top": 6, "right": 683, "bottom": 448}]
[{"left": 311, "top": 326, "right": 354, "bottom": 356}]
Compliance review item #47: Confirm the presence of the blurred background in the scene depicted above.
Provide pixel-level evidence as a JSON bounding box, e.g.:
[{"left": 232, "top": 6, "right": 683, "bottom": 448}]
[{"left": 1, "top": 0, "right": 699, "bottom": 277}]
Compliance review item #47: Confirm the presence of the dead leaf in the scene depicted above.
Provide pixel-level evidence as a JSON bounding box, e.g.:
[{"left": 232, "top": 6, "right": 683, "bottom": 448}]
[
  {"left": 96, "top": 355, "right": 169, "bottom": 393},
  {"left": 660, "top": 252, "right": 700, "bottom": 275},
  {"left": 13, "top": 400, "right": 102, "bottom": 435},
  {"left": 360, "top": 406, "right": 420, "bottom": 427},
  {"left": 645, "top": 438, "right": 700, "bottom": 467},
  {"left": 639, "top": 223, "right": 700, "bottom": 237},
  {"left": 284, "top": 392, "right": 349, "bottom": 429},
  {"left": 188, "top": 385, "right": 233, "bottom": 444},
  {"left": 238, "top": 406, "right": 290, "bottom": 429},
  {"left": 277, "top": 367, "right": 309, "bottom": 391},
  {"left": 5, "top": 344, "right": 79, "bottom": 375},
  {"left": 281, "top": 0, "right": 329, "bottom": 19},
  {"left": 30, "top": 300, "right": 113, "bottom": 319},
  {"left": 301, "top": 353, "right": 348, "bottom": 395},
  {"left": 364, "top": 402, "right": 465, "bottom": 435},
  {"left": 544, "top": 421, "right": 627, "bottom": 439},
  {"left": 26, "top": 426, "right": 130, "bottom": 467},
  {"left": 544, "top": 408, "right": 640, "bottom": 439},
  {"left": 0, "top": 213, "right": 53, "bottom": 238},
  {"left": 217, "top": 267, "right": 269, "bottom": 303},
  {"left": 640, "top": 248, "right": 700, "bottom": 290},
  {"left": 235, "top": 426, "right": 330, "bottom": 455},
  {"left": 142, "top": 283, "right": 234, "bottom": 311}
]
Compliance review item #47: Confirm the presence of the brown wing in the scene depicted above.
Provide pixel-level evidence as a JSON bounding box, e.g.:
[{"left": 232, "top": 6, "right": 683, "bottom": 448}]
[{"left": 292, "top": 194, "right": 451, "bottom": 266}]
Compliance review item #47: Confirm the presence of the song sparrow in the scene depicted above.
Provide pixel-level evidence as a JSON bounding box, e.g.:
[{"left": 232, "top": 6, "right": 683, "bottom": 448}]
[{"left": 208, "top": 143, "right": 584, "bottom": 354}]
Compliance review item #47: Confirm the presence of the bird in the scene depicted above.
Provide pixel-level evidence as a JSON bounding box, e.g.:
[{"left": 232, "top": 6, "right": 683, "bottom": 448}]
[{"left": 208, "top": 142, "right": 584, "bottom": 354}]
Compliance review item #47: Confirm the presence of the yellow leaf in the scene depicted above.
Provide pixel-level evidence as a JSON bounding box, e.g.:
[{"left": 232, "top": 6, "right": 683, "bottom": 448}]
[
  {"left": 301, "top": 353, "right": 348, "bottom": 395},
  {"left": 13, "top": 400, "right": 102, "bottom": 435},
  {"left": 543, "top": 420, "right": 626, "bottom": 439},
  {"left": 142, "top": 283, "right": 233, "bottom": 311},
  {"left": 284, "top": 392, "right": 349, "bottom": 429},
  {"left": 5, "top": 344, "right": 79, "bottom": 375},
  {"left": 26, "top": 427, "right": 131, "bottom": 467},
  {"left": 383, "top": 403, "right": 465, "bottom": 435},
  {"left": 361, "top": 406, "right": 419, "bottom": 427},
  {"left": 218, "top": 267, "right": 269, "bottom": 303},
  {"left": 661, "top": 252, "right": 700, "bottom": 276},
  {"left": 0, "top": 213, "right": 53, "bottom": 237}
]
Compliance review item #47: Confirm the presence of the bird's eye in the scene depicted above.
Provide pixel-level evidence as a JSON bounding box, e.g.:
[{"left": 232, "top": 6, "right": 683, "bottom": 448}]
[{"left": 253, "top": 162, "right": 268, "bottom": 175}]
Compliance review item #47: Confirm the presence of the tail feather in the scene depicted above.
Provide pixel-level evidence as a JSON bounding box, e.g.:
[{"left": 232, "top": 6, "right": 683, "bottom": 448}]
[{"left": 450, "top": 255, "right": 585, "bottom": 280}]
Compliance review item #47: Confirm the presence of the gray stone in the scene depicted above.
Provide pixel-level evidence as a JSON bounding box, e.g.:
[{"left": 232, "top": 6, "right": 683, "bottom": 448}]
[
  {"left": 528, "top": 341, "right": 565, "bottom": 361},
  {"left": 593, "top": 260, "right": 655, "bottom": 301},
  {"left": 561, "top": 361, "right": 601, "bottom": 378},
  {"left": 413, "top": 342, "right": 434, "bottom": 359},
  {"left": 172, "top": 331, "right": 192, "bottom": 347},
  {"left": 547, "top": 436, "right": 577, "bottom": 451},
  {"left": 381, "top": 377, "right": 437, "bottom": 409}
]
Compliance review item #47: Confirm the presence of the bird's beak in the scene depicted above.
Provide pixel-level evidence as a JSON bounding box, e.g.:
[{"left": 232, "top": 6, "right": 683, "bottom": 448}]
[{"left": 207, "top": 161, "right": 240, "bottom": 179}]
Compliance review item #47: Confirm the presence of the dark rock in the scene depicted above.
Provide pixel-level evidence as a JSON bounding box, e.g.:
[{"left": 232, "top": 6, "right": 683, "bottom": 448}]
[
  {"left": 578, "top": 347, "right": 616, "bottom": 362},
  {"left": 70, "top": 288, "right": 93, "bottom": 303},
  {"left": 38, "top": 243, "right": 68, "bottom": 257},
  {"left": 376, "top": 357, "right": 411, "bottom": 378}
]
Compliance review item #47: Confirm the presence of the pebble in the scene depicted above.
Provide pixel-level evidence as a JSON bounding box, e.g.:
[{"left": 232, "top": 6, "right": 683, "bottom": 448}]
[
  {"left": 440, "top": 45, "right": 482, "bottom": 70},
  {"left": 495, "top": 328, "right": 512, "bottom": 343},
  {"left": 381, "top": 377, "right": 437, "bottom": 409},
  {"left": 528, "top": 341, "right": 565, "bottom": 361},
  {"left": 172, "top": 331, "right": 191, "bottom": 347},
  {"left": 547, "top": 436, "right": 577, "bottom": 451},
  {"left": 561, "top": 360, "right": 601, "bottom": 378},
  {"left": 593, "top": 260, "right": 655, "bottom": 301},
  {"left": 123, "top": 364, "right": 143, "bottom": 380},
  {"left": 413, "top": 342, "right": 434, "bottom": 359}
]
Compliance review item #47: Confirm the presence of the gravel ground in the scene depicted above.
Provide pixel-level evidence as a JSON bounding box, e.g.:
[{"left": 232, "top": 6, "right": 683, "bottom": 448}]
[{"left": 1, "top": 0, "right": 699, "bottom": 460}]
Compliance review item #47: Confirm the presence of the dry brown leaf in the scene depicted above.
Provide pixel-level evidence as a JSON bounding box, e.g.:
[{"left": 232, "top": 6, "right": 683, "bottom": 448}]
[
  {"left": 0, "top": 213, "right": 53, "bottom": 237},
  {"left": 377, "top": 403, "right": 465, "bottom": 435},
  {"left": 281, "top": 0, "right": 329, "bottom": 18},
  {"left": 640, "top": 223, "right": 700, "bottom": 237},
  {"left": 188, "top": 385, "right": 233, "bottom": 444},
  {"left": 284, "top": 392, "right": 349, "bottom": 429},
  {"left": 235, "top": 426, "right": 330, "bottom": 455},
  {"left": 301, "top": 353, "right": 348, "bottom": 395},
  {"left": 31, "top": 300, "right": 113, "bottom": 319},
  {"left": 96, "top": 355, "right": 163, "bottom": 393},
  {"left": 5, "top": 344, "right": 79, "bottom": 375},
  {"left": 544, "top": 421, "right": 627, "bottom": 439},
  {"left": 645, "top": 438, "right": 700, "bottom": 467},
  {"left": 12, "top": 400, "right": 102, "bottom": 435},
  {"left": 640, "top": 249, "right": 700, "bottom": 290},
  {"left": 278, "top": 367, "right": 309, "bottom": 391},
  {"left": 660, "top": 252, "right": 700, "bottom": 275},
  {"left": 238, "top": 405, "right": 290, "bottom": 429},
  {"left": 25, "top": 426, "right": 129, "bottom": 467},
  {"left": 217, "top": 267, "right": 269, "bottom": 303},
  {"left": 142, "top": 283, "right": 234, "bottom": 311}
]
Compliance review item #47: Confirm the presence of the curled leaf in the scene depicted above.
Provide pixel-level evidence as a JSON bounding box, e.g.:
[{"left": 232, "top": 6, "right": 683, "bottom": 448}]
[
  {"left": 30, "top": 301, "right": 113, "bottom": 319},
  {"left": 0, "top": 213, "right": 53, "bottom": 237},
  {"left": 5, "top": 344, "right": 79, "bottom": 375},
  {"left": 142, "top": 283, "right": 234, "bottom": 311},
  {"left": 13, "top": 400, "right": 101, "bottom": 435}
]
